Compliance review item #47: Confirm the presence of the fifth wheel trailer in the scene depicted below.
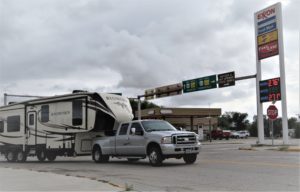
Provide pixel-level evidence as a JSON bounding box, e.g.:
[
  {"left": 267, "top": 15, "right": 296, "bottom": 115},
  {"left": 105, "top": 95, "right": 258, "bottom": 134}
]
[{"left": 0, "top": 91, "right": 133, "bottom": 162}]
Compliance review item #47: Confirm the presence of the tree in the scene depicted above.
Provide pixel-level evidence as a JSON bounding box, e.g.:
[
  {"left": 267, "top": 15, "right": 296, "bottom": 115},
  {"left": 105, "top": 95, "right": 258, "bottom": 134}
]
[
  {"left": 250, "top": 117, "right": 300, "bottom": 138},
  {"left": 232, "top": 112, "right": 250, "bottom": 131},
  {"left": 288, "top": 117, "right": 298, "bottom": 129},
  {"left": 295, "top": 123, "right": 300, "bottom": 138},
  {"left": 218, "top": 113, "right": 232, "bottom": 130},
  {"left": 272, "top": 118, "right": 282, "bottom": 137},
  {"left": 249, "top": 115, "right": 270, "bottom": 137},
  {"left": 249, "top": 121, "right": 258, "bottom": 137},
  {"left": 218, "top": 112, "right": 249, "bottom": 131}
]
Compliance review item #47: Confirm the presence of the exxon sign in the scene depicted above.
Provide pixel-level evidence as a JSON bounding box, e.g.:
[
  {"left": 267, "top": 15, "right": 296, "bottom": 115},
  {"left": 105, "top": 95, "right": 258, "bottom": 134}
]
[
  {"left": 255, "top": 3, "right": 280, "bottom": 60},
  {"left": 257, "top": 7, "right": 276, "bottom": 23}
]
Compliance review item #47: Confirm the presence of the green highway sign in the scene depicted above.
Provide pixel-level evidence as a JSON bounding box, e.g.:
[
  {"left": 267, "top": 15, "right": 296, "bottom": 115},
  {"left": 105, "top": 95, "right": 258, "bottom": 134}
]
[{"left": 182, "top": 75, "right": 217, "bottom": 93}]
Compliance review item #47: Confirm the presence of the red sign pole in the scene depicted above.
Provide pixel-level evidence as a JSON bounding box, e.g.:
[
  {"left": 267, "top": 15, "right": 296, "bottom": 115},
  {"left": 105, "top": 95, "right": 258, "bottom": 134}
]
[{"left": 267, "top": 105, "right": 278, "bottom": 146}]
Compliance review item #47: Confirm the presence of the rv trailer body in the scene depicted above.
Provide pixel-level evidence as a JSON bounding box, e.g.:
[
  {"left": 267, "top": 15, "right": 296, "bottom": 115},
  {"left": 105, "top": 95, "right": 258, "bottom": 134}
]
[{"left": 0, "top": 92, "right": 133, "bottom": 162}]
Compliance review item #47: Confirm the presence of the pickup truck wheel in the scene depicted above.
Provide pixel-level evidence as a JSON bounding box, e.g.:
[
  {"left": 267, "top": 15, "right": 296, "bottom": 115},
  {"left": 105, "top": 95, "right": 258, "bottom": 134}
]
[
  {"left": 148, "top": 147, "right": 163, "bottom": 167},
  {"left": 92, "top": 146, "right": 109, "bottom": 163},
  {"left": 183, "top": 154, "right": 197, "bottom": 164}
]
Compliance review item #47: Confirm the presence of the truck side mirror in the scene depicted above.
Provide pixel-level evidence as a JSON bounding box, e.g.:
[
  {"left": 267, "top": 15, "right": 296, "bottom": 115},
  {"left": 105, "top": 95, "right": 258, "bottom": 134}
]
[{"left": 131, "top": 127, "right": 136, "bottom": 135}]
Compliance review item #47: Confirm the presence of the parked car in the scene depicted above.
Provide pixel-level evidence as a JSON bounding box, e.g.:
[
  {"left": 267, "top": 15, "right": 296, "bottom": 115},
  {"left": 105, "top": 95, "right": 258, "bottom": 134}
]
[
  {"left": 231, "top": 130, "right": 249, "bottom": 139},
  {"left": 237, "top": 131, "right": 249, "bottom": 139},
  {"left": 231, "top": 131, "right": 240, "bottom": 139},
  {"left": 244, "top": 130, "right": 250, "bottom": 137},
  {"left": 222, "top": 130, "right": 231, "bottom": 140},
  {"left": 211, "top": 130, "right": 223, "bottom": 140}
]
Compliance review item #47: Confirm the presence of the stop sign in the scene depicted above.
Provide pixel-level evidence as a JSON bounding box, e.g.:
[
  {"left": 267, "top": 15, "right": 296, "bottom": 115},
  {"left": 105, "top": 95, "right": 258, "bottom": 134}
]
[{"left": 267, "top": 105, "right": 278, "bottom": 120}]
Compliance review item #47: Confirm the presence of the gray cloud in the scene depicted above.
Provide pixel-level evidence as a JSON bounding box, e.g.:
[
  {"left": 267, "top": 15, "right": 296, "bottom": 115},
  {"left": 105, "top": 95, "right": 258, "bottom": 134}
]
[{"left": 0, "top": 0, "right": 299, "bottom": 119}]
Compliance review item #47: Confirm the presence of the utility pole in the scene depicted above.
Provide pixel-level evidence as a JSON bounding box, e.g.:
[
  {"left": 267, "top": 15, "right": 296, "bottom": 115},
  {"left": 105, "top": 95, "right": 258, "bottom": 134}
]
[
  {"left": 138, "top": 96, "right": 141, "bottom": 120},
  {"left": 208, "top": 104, "right": 212, "bottom": 142}
]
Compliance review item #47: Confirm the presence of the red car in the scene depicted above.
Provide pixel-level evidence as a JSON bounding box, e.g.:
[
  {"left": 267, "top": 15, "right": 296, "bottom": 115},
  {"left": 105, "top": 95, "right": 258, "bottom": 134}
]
[
  {"left": 222, "top": 130, "right": 231, "bottom": 140},
  {"left": 210, "top": 130, "right": 231, "bottom": 140},
  {"left": 211, "top": 130, "right": 223, "bottom": 140}
]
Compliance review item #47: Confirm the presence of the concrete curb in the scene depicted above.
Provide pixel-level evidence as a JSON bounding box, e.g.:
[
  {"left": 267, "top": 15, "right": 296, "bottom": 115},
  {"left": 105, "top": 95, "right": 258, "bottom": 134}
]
[
  {"left": 239, "top": 145, "right": 300, "bottom": 152},
  {"left": 278, "top": 146, "right": 300, "bottom": 152},
  {"left": 238, "top": 147, "right": 257, "bottom": 151}
]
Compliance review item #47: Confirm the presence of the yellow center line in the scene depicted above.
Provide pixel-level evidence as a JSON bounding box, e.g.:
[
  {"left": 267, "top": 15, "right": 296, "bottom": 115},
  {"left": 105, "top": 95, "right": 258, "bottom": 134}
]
[{"left": 201, "top": 159, "right": 300, "bottom": 168}]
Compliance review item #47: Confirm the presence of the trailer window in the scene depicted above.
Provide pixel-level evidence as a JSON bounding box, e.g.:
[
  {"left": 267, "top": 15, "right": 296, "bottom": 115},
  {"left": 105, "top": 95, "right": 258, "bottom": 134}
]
[
  {"left": 0, "top": 121, "right": 3, "bottom": 133},
  {"left": 7, "top": 116, "right": 20, "bottom": 132},
  {"left": 119, "top": 124, "right": 129, "bottom": 135},
  {"left": 41, "top": 105, "right": 49, "bottom": 123},
  {"left": 72, "top": 100, "right": 83, "bottom": 126},
  {"left": 29, "top": 114, "right": 34, "bottom": 125}
]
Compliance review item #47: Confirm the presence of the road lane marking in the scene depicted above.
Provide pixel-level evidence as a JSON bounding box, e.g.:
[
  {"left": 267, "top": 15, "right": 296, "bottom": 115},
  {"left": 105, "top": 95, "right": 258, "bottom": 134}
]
[{"left": 202, "top": 159, "right": 300, "bottom": 168}]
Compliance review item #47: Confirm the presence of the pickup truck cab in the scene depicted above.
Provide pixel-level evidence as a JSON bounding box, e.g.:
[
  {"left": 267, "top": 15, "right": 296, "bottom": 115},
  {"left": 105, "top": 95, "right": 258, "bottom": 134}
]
[{"left": 92, "top": 120, "right": 201, "bottom": 166}]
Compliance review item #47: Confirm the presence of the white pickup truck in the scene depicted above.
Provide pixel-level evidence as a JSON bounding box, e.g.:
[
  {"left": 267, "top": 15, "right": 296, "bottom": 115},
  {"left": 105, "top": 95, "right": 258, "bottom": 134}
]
[{"left": 92, "top": 120, "right": 201, "bottom": 166}]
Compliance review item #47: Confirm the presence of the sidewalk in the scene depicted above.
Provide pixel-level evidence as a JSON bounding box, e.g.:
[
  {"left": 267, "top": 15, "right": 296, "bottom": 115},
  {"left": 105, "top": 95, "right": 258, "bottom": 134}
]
[
  {"left": 0, "top": 167, "right": 122, "bottom": 191},
  {"left": 201, "top": 137, "right": 300, "bottom": 145},
  {"left": 242, "top": 138, "right": 300, "bottom": 152},
  {"left": 201, "top": 137, "right": 300, "bottom": 152}
]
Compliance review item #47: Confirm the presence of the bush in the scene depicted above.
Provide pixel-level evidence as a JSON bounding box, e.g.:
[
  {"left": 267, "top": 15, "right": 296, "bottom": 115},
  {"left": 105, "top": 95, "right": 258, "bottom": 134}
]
[{"left": 295, "top": 124, "right": 300, "bottom": 138}]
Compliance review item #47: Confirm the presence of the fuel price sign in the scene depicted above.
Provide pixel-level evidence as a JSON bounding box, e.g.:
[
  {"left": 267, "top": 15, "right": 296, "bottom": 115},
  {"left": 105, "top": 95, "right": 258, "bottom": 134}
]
[{"left": 259, "top": 77, "right": 281, "bottom": 103}]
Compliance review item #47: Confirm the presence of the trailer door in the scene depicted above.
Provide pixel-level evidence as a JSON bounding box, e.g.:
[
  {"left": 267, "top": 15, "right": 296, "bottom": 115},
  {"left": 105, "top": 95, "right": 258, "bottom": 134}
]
[{"left": 27, "top": 112, "right": 36, "bottom": 146}]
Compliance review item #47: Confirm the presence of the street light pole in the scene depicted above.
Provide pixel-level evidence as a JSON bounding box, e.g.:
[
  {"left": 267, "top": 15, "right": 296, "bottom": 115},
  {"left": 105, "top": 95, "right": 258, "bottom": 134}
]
[
  {"left": 4, "top": 93, "right": 7, "bottom": 105},
  {"left": 138, "top": 96, "right": 141, "bottom": 120},
  {"left": 209, "top": 104, "right": 212, "bottom": 142}
]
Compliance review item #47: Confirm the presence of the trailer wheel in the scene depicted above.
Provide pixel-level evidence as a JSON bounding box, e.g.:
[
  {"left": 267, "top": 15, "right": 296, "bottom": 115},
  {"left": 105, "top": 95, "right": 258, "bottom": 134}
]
[
  {"left": 16, "top": 151, "right": 27, "bottom": 162},
  {"left": 37, "top": 150, "right": 46, "bottom": 162},
  {"left": 183, "top": 154, "right": 197, "bottom": 164},
  {"left": 6, "top": 151, "right": 17, "bottom": 162},
  {"left": 47, "top": 153, "right": 56, "bottom": 162},
  {"left": 92, "top": 146, "right": 109, "bottom": 163}
]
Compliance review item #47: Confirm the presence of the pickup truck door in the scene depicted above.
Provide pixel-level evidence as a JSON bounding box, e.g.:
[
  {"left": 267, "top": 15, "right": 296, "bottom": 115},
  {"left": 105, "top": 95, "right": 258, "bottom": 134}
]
[
  {"left": 115, "top": 123, "right": 130, "bottom": 155},
  {"left": 127, "top": 123, "right": 146, "bottom": 155}
]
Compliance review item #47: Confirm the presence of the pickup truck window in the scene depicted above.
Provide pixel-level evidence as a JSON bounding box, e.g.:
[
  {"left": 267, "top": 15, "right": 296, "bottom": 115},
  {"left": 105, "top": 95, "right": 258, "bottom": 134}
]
[
  {"left": 119, "top": 123, "right": 129, "bottom": 135},
  {"left": 141, "top": 120, "right": 177, "bottom": 132},
  {"left": 130, "top": 123, "right": 143, "bottom": 135}
]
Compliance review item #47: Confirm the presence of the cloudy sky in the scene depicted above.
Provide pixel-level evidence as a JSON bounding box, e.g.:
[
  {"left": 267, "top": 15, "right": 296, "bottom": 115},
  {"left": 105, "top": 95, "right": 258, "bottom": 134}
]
[{"left": 0, "top": 0, "right": 299, "bottom": 120}]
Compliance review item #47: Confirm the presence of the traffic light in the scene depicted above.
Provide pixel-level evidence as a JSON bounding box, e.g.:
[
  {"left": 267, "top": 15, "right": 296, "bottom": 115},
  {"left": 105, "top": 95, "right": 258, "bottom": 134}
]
[{"left": 144, "top": 83, "right": 183, "bottom": 100}]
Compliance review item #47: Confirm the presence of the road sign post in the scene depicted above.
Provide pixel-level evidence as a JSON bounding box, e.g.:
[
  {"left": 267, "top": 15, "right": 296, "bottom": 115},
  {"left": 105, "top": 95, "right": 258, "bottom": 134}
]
[{"left": 267, "top": 105, "right": 278, "bottom": 146}]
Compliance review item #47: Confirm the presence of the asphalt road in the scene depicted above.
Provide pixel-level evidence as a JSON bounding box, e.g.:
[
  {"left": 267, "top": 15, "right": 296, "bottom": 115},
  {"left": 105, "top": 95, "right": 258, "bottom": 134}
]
[{"left": 0, "top": 138, "right": 299, "bottom": 191}]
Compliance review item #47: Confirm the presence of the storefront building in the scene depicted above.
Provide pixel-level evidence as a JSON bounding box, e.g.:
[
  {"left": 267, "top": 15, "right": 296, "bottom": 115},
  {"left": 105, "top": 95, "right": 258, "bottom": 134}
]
[{"left": 136, "top": 107, "right": 221, "bottom": 132}]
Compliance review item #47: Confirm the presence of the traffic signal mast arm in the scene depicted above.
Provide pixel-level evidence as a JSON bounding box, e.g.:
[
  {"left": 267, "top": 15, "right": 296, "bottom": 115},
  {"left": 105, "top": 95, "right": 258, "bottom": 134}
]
[{"left": 141, "top": 73, "right": 257, "bottom": 99}]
